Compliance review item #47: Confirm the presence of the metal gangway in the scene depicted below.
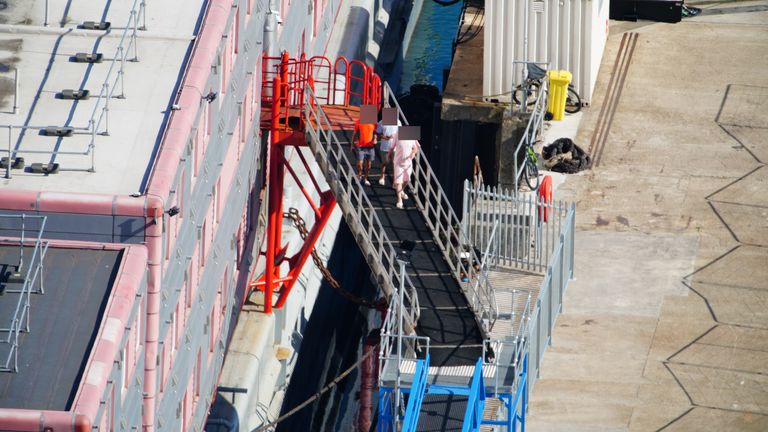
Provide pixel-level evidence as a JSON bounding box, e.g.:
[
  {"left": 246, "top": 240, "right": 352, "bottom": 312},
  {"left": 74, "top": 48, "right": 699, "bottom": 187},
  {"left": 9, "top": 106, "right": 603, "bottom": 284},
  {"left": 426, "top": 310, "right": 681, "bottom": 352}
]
[
  {"left": 250, "top": 53, "right": 501, "bottom": 430},
  {"left": 251, "top": 52, "right": 576, "bottom": 430}
]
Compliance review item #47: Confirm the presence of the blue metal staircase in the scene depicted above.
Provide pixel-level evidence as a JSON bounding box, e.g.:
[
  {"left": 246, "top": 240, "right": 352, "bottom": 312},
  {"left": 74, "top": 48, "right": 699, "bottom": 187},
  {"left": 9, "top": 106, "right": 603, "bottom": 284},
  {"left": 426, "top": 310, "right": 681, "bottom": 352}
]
[{"left": 381, "top": 353, "right": 528, "bottom": 432}]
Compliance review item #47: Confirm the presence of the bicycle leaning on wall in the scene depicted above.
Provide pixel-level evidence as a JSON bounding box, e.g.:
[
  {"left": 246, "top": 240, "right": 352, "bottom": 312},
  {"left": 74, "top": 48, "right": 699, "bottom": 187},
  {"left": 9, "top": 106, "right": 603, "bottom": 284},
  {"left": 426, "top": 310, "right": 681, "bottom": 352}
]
[{"left": 512, "top": 63, "right": 582, "bottom": 114}]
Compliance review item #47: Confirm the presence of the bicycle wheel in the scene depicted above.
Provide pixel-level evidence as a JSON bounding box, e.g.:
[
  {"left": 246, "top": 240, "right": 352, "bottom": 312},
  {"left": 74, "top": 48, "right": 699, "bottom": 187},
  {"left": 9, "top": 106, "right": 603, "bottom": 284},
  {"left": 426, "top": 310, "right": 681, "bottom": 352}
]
[
  {"left": 524, "top": 157, "right": 540, "bottom": 191},
  {"left": 512, "top": 81, "right": 541, "bottom": 107},
  {"left": 565, "top": 86, "right": 582, "bottom": 114}
]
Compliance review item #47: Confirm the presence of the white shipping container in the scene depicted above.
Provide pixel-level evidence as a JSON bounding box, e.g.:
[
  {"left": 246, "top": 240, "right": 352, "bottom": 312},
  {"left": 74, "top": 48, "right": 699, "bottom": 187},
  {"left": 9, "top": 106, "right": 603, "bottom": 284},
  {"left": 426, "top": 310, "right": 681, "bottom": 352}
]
[{"left": 482, "top": 0, "right": 610, "bottom": 104}]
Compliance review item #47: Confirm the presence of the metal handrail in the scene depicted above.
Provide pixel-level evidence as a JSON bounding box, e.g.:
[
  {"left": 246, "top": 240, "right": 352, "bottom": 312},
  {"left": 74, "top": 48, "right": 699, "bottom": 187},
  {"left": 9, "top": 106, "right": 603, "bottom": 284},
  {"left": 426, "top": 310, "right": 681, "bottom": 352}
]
[
  {"left": 378, "top": 297, "right": 431, "bottom": 370},
  {"left": 0, "top": 215, "right": 49, "bottom": 373},
  {"left": 481, "top": 289, "right": 531, "bottom": 395},
  {"left": 511, "top": 60, "right": 550, "bottom": 113},
  {"left": 383, "top": 82, "right": 498, "bottom": 335},
  {"left": 3, "top": 0, "right": 145, "bottom": 172},
  {"left": 525, "top": 204, "right": 575, "bottom": 402},
  {"left": 512, "top": 78, "right": 548, "bottom": 191},
  {"left": 463, "top": 180, "right": 569, "bottom": 273},
  {"left": 462, "top": 358, "right": 487, "bottom": 431},
  {"left": 473, "top": 220, "right": 500, "bottom": 329},
  {"left": 301, "top": 85, "right": 421, "bottom": 330}
]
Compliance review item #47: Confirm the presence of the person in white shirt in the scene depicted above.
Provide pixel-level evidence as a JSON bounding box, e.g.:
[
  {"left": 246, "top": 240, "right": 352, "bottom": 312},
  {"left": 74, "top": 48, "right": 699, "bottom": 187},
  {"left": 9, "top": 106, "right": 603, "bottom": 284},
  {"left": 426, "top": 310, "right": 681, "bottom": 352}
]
[
  {"left": 375, "top": 119, "right": 400, "bottom": 185},
  {"left": 392, "top": 138, "right": 420, "bottom": 209}
]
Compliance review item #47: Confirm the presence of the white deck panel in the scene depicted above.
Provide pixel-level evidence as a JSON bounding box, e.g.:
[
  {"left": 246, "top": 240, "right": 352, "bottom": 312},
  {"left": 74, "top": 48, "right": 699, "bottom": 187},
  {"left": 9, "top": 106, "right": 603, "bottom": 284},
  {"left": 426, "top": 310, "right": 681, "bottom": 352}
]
[{"left": 0, "top": 0, "right": 203, "bottom": 195}]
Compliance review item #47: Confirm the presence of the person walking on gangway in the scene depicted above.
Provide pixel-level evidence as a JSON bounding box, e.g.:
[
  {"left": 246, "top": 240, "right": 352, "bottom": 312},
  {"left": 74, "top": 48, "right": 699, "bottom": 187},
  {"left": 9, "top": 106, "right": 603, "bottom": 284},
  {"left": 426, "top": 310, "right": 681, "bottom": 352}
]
[
  {"left": 376, "top": 117, "right": 400, "bottom": 185},
  {"left": 352, "top": 117, "right": 378, "bottom": 186},
  {"left": 393, "top": 137, "right": 420, "bottom": 209}
]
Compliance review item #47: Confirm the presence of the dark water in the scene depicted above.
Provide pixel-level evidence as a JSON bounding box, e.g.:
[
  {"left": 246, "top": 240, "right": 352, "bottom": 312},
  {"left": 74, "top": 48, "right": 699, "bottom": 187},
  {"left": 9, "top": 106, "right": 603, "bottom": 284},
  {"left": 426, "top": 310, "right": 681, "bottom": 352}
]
[{"left": 398, "top": 0, "right": 463, "bottom": 94}]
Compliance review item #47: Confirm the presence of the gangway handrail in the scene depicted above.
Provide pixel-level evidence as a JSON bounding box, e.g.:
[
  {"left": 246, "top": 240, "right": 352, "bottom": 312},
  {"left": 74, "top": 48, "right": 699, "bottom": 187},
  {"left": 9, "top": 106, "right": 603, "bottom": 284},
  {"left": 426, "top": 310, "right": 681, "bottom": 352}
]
[
  {"left": 482, "top": 289, "right": 532, "bottom": 395},
  {"left": 462, "top": 357, "right": 487, "bottom": 432},
  {"left": 401, "top": 354, "right": 430, "bottom": 432},
  {"left": 378, "top": 289, "right": 431, "bottom": 387},
  {"left": 472, "top": 220, "right": 500, "bottom": 325},
  {"left": 301, "top": 84, "right": 421, "bottom": 336},
  {"left": 383, "top": 82, "right": 498, "bottom": 334}
]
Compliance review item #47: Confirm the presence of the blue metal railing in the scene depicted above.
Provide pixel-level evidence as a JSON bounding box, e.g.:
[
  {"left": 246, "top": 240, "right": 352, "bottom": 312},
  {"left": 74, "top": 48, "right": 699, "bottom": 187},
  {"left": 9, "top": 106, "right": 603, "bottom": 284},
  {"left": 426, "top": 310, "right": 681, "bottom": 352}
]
[
  {"left": 461, "top": 358, "right": 487, "bottom": 432},
  {"left": 402, "top": 354, "right": 430, "bottom": 432},
  {"left": 377, "top": 388, "right": 396, "bottom": 432}
]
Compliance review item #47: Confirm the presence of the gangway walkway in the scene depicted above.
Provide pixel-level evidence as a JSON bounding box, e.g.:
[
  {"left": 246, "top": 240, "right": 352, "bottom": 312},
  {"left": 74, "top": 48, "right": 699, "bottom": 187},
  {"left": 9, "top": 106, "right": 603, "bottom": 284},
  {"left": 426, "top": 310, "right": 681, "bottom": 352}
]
[
  {"left": 334, "top": 132, "right": 484, "bottom": 367},
  {"left": 302, "top": 83, "right": 510, "bottom": 431},
  {"left": 251, "top": 53, "right": 574, "bottom": 431}
]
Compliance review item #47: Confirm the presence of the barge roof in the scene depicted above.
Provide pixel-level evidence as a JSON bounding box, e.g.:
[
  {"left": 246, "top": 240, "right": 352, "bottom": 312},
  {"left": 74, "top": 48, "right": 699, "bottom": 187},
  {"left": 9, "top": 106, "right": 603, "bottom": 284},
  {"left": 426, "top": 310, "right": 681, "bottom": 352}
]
[
  {"left": 0, "top": 245, "right": 121, "bottom": 411},
  {"left": 0, "top": 0, "right": 203, "bottom": 195}
]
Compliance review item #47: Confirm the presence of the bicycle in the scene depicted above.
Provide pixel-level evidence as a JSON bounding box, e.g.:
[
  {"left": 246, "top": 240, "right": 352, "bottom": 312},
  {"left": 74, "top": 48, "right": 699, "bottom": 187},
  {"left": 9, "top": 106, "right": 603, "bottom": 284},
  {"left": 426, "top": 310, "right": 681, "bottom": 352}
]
[
  {"left": 512, "top": 63, "right": 582, "bottom": 114},
  {"left": 523, "top": 142, "right": 540, "bottom": 191}
]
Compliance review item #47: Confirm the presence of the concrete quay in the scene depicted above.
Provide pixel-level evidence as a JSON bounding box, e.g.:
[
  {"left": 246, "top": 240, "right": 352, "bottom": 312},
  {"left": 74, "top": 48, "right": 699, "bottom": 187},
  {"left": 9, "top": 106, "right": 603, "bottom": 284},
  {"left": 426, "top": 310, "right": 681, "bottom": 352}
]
[{"left": 527, "top": 2, "right": 768, "bottom": 430}]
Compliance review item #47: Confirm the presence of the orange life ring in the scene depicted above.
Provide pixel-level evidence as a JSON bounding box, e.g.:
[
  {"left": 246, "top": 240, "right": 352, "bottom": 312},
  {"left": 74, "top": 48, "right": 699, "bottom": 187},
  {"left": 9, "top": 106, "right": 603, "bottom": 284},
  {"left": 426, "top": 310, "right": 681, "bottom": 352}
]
[{"left": 538, "top": 175, "right": 553, "bottom": 222}]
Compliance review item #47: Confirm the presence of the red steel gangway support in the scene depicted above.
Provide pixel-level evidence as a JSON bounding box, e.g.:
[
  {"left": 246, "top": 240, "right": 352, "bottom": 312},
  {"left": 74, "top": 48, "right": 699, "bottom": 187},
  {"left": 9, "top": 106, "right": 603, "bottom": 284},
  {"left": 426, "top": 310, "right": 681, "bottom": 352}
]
[{"left": 249, "top": 52, "right": 382, "bottom": 313}]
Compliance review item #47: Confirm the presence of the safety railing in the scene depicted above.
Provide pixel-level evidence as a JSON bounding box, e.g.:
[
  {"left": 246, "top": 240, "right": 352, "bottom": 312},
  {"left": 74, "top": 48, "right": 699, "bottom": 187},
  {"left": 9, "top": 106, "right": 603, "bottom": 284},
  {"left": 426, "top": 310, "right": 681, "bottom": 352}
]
[
  {"left": 467, "top": 220, "right": 501, "bottom": 333},
  {"left": 301, "top": 85, "right": 420, "bottom": 329},
  {"left": 377, "top": 290, "right": 430, "bottom": 432},
  {"left": 377, "top": 286, "right": 431, "bottom": 380},
  {"left": 0, "top": 214, "right": 49, "bottom": 373},
  {"left": 496, "top": 353, "right": 528, "bottom": 431},
  {"left": 469, "top": 205, "right": 572, "bottom": 427},
  {"left": 510, "top": 61, "right": 549, "bottom": 113},
  {"left": 3, "top": 0, "right": 146, "bottom": 175},
  {"left": 262, "top": 54, "right": 381, "bottom": 109},
  {"left": 36, "top": 0, "right": 148, "bottom": 29},
  {"left": 526, "top": 204, "right": 575, "bottom": 400},
  {"left": 512, "top": 76, "right": 548, "bottom": 191},
  {"left": 462, "top": 179, "right": 570, "bottom": 274},
  {"left": 481, "top": 287, "right": 531, "bottom": 393},
  {"left": 382, "top": 82, "right": 498, "bottom": 334},
  {"left": 462, "top": 358, "right": 487, "bottom": 432},
  {"left": 401, "top": 354, "right": 430, "bottom": 432}
]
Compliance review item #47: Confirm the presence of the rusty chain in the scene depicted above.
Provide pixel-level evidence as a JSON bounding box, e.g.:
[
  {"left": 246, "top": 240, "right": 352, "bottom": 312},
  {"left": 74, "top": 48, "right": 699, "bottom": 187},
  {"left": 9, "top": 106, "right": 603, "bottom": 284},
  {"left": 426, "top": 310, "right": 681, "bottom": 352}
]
[{"left": 285, "top": 208, "right": 387, "bottom": 311}]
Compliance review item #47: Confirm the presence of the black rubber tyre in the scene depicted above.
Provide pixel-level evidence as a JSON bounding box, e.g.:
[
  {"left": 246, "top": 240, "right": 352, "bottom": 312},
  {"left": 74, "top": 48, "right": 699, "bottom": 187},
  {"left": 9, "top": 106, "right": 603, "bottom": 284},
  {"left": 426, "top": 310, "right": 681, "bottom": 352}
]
[
  {"left": 512, "top": 81, "right": 541, "bottom": 107},
  {"left": 524, "top": 157, "right": 540, "bottom": 191},
  {"left": 565, "top": 86, "right": 582, "bottom": 114}
]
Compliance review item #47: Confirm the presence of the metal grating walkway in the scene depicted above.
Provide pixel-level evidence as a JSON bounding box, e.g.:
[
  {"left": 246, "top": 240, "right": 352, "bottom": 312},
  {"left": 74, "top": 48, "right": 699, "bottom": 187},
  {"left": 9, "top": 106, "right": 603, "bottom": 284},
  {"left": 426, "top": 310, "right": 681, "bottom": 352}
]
[{"left": 334, "top": 130, "right": 485, "bottom": 369}]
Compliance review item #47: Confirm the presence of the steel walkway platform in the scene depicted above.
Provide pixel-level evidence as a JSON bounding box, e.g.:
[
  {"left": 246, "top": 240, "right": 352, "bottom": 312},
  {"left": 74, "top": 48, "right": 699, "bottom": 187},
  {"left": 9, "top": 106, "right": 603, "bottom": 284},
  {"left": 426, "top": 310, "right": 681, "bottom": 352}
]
[
  {"left": 301, "top": 90, "right": 506, "bottom": 431},
  {"left": 333, "top": 129, "right": 484, "bottom": 369},
  {"left": 253, "top": 54, "right": 572, "bottom": 431}
]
